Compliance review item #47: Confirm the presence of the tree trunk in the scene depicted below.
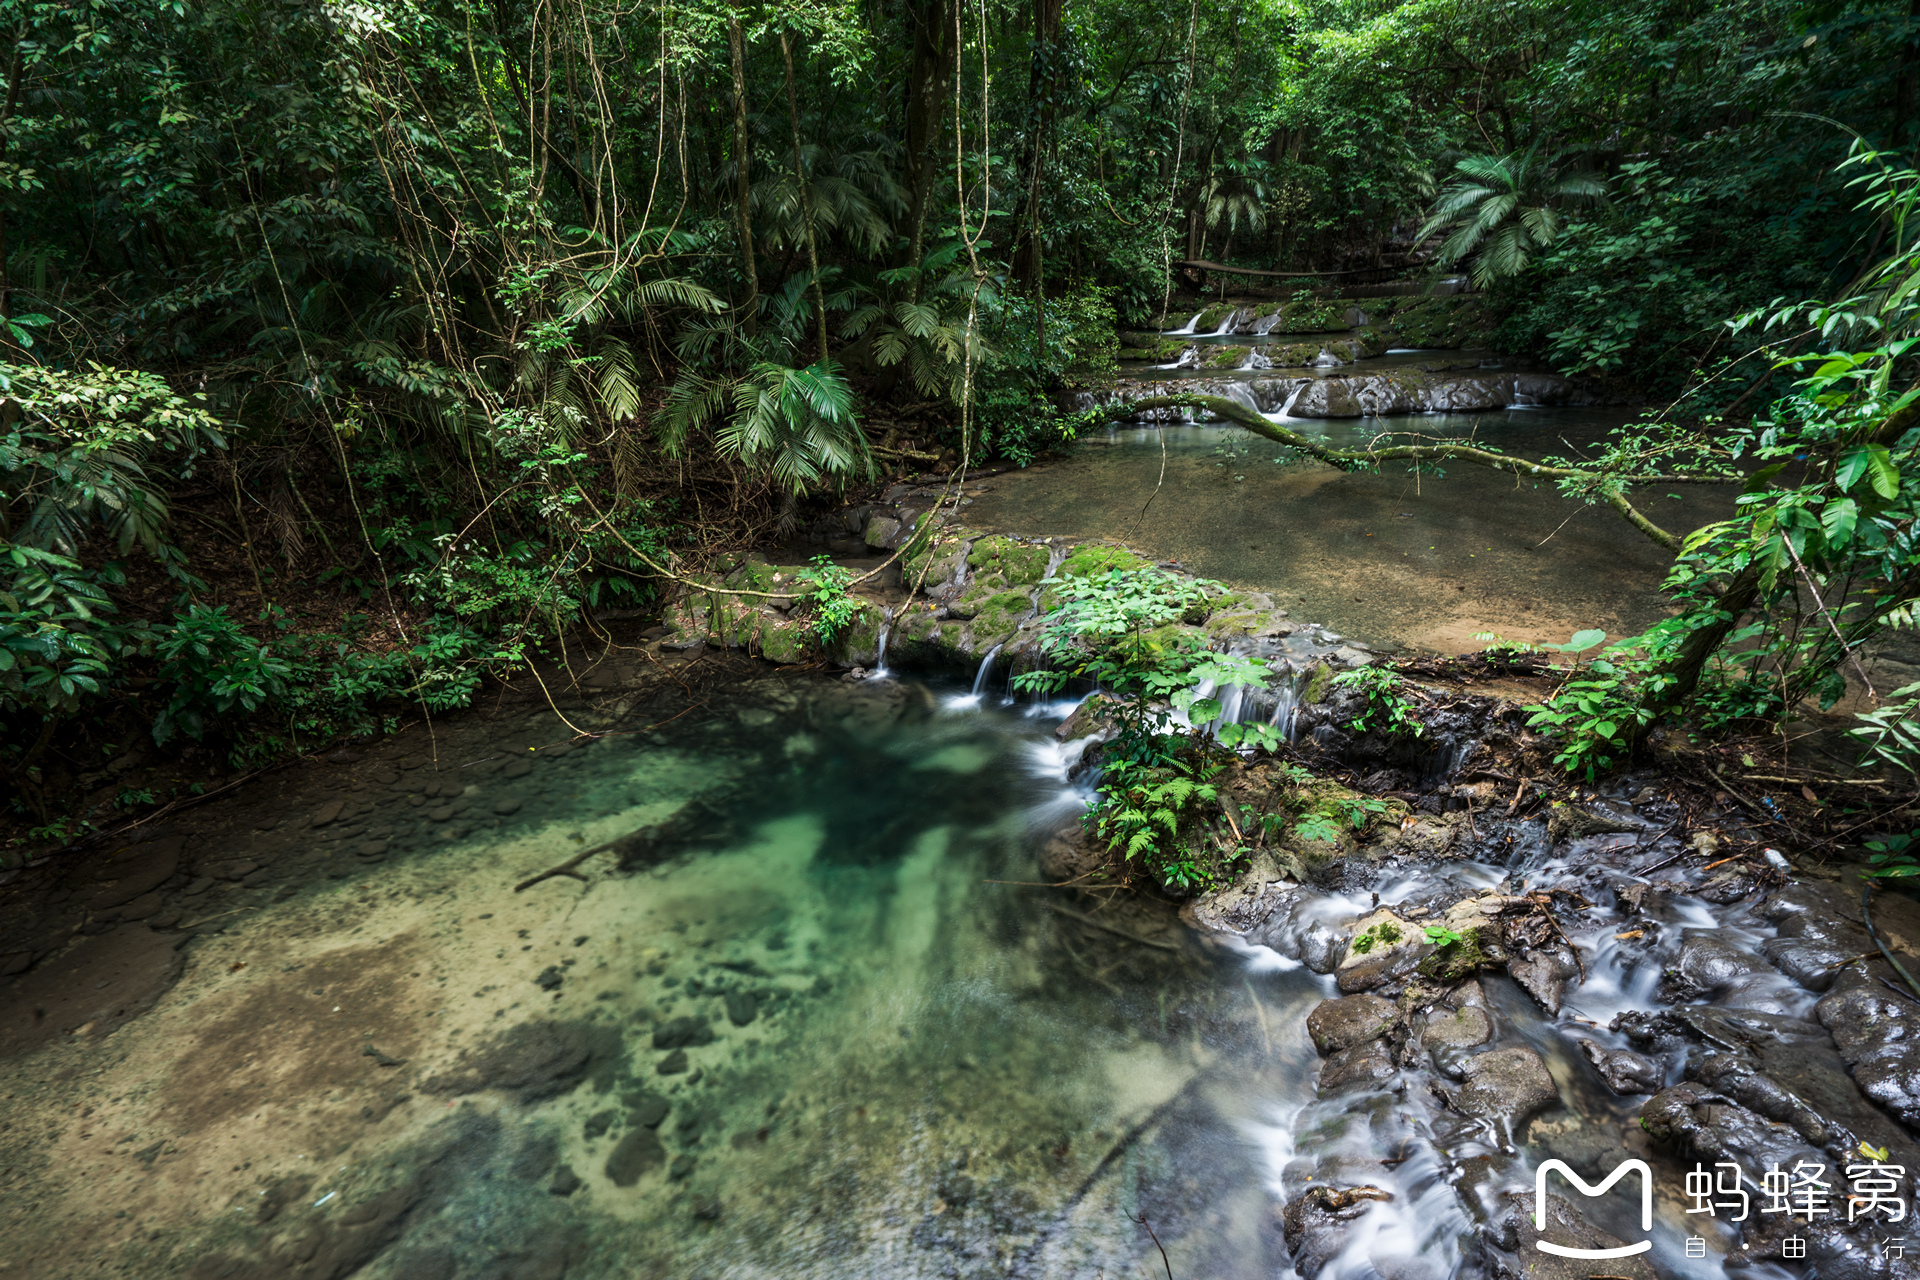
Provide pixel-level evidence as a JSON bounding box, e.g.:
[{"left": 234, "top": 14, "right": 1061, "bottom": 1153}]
[
  {"left": 901, "top": 0, "right": 952, "bottom": 302},
  {"left": 780, "top": 32, "right": 831, "bottom": 364},
  {"left": 728, "top": 13, "right": 759, "bottom": 333},
  {"left": 1012, "top": 0, "right": 1065, "bottom": 358}
]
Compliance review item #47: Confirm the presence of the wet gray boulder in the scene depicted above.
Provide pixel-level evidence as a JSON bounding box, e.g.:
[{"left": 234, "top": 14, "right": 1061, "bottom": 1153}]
[
  {"left": 1483, "top": 1192, "right": 1656, "bottom": 1280},
  {"left": 1638, "top": 1080, "right": 1904, "bottom": 1280},
  {"left": 1444, "top": 1047, "right": 1558, "bottom": 1125},
  {"left": 1670, "top": 933, "right": 1768, "bottom": 996},
  {"left": 1281, "top": 1184, "right": 1392, "bottom": 1280},
  {"left": 1319, "top": 1039, "right": 1397, "bottom": 1093},
  {"left": 1507, "top": 944, "right": 1580, "bottom": 1015},
  {"left": 1576, "top": 1040, "right": 1662, "bottom": 1095},
  {"left": 1306, "top": 994, "right": 1402, "bottom": 1054},
  {"left": 1816, "top": 986, "right": 1920, "bottom": 1130},
  {"left": 1417, "top": 1005, "right": 1493, "bottom": 1057},
  {"left": 1621, "top": 1005, "right": 1920, "bottom": 1168}
]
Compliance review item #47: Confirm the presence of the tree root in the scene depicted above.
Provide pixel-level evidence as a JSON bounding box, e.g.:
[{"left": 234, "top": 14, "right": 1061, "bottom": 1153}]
[
  {"left": 514, "top": 832, "right": 636, "bottom": 892},
  {"left": 1047, "top": 902, "right": 1180, "bottom": 951}
]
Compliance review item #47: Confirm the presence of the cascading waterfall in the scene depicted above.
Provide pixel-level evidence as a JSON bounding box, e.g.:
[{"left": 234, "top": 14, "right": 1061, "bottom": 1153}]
[
  {"left": 1198, "top": 662, "right": 1305, "bottom": 747},
  {"left": 1260, "top": 382, "right": 1308, "bottom": 424},
  {"left": 1238, "top": 349, "right": 1273, "bottom": 371},
  {"left": 1252, "top": 312, "right": 1280, "bottom": 336},
  {"left": 873, "top": 608, "right": 893, "bottom": 677},
  {"left": 971, "top": 642, "right": 1006, "bottom": 699},
  {"left": 1211, "top": 310, "right": 1239, "bottom": 335},
  {"left": 1311, "top": 347, "right": 1341, "bottom": 367},
  {"left": 1223, "top": 382, "right": 1261, "bottom": 415},
  {"left": 1166, "top": 310, "right": 1204, "bottom": 335}
]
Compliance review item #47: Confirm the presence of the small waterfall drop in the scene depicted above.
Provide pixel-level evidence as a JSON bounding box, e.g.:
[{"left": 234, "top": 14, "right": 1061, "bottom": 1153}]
[
  {"left": 1223, "top": 382, "right": 1260, "bottom": 415},
  {"left": 1311, "top": 348, "right": 1341, "bottom": 367},
  {"left": 1211, "top": 310, "right": 1239, "bottom": 335},
  {"left": 873, "top": 608, "right": 893, "bottom": 678},
  {"left": 971, "top": 642, "right": 1006, "bottom": 698},
  {"left": 1238, "top": 349, "right": 1273, "bottom": 371},
  {"left": 1263, "top": 382, "right": 1307, "bottom": 423},
  {"left": 1252, "top": 312, "right": 1279, "bottom": 336},
  {"left": 1166, "top": 310, "right": 1204, "bottom": 335}
]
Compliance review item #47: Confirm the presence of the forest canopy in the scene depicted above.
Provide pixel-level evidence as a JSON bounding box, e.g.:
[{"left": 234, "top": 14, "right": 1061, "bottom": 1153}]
[{"left": 3, "top": 0, "right": 1920, "bottom": 826}]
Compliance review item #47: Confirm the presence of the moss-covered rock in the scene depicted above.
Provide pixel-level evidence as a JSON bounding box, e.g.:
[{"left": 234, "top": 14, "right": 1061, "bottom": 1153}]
[
  {"left": 757, "top": 620, "right": 813, "bottom": 664},
  {"left": 1059, "top": 544, "right": 1150, "bottom": 579},
  {"left": 1204, "top": 608, "right": 1266, "bottom": 640},
  {"left": 823, "top": 599, "right": 886, "bottom": 667},
  {"left": 966, "top": 535, "right": 1051, "bottom": 586},
  {"left": 1264, "top": 340, "right": 1333, "bottom": 367},
  {"left": 1299, "top": 660, "right": 1336, "bottom": 707},
  {"left": 1384, "top": 295, "right": 1490, "bottom": 349},
  {"left": 1271, "top": 298, "right": 1354, "bottom": 333},
  {"left": 1194, "top": 303, "right": 1237, "bottom": 332}
]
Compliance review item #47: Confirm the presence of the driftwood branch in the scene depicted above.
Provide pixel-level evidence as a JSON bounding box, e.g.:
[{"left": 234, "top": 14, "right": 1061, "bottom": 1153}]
[
  {"left": 1047, "top": 902, "right": 1181, "bottom": 951},
  {"left": 1101, "top": 394, "right": 1745, "bottom": 554},
  {"left": 515, "top": 833, "right": 629, "bottom": 892}
]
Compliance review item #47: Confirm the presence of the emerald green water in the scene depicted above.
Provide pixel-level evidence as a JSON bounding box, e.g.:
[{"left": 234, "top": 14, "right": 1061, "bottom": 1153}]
[{"left": 1, "top": 674, "right": 1788, "bottom": 1280}]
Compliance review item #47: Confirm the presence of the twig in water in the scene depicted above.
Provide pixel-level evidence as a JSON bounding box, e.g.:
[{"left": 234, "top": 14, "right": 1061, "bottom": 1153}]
[
  {"left": 1128, "top": 1211, "right": 1174, "bottom": 1280},
  {"left": 1526, "top": 893, "right": 1587, "bottom": 982},
  {"left": 1047, "top": 903, "right": 1180, "bottom": 952},
  {"left": 1705, "top": 764, "right": 1781, "bottom": 824},
  {"left": 1632, "top": 846, "right": 1693, "bottom": 877},
  {"left": 1861, "top": 885, "right": 1920, "bottom": 1002}
]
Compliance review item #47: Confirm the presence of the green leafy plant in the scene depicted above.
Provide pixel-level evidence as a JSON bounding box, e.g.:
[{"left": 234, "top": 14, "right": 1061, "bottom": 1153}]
[
  {"left": 1424, "top": 924, "right": 1465, "bottom": 947},
  {"left": 1419, "top": 148, "right": 1608, "bottom": 288},
  {"left": 1863, "top": 831, "right": 1920, "bottom": 879},
  {"left": 151, "top": 605, "right": 293, "bottom": 745},
  {"left": 1331, "top": 666, "right": 1425, "bottom": 738},
  {"left": 1013, "top": 567, "right": 1269, "bottom": 887},
  {"left": 796, "top": 554, "right": 858, "bottom": 644},
  {"left": 1292, "top": 813, "right": 1342, "bottom": 844}
]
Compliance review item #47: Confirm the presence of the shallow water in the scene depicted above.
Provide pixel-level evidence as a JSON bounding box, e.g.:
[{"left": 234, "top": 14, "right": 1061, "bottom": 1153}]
[
  {"left": 0, "top": 678, "right": 1304, "bottom": 1278},
  {"left": 0, "top": 672, "right": 1873, "bottom": 1278},
  {"left": 963, "top": 410, "right": 1734, "bottom": 654}
]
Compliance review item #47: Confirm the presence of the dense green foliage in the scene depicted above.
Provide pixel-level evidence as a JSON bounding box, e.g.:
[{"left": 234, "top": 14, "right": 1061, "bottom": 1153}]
[
  {"left": 1014, "top": 567, "right": 1280, "bottom": 888},
  {"left": 4, "top": 0, "right": 1920, "bottom": 829}
]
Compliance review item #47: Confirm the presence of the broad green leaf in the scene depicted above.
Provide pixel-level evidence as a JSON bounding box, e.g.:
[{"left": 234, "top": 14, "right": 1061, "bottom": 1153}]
[
  {"left": 1869, "top": 445, "right": 1901, "bottom": 500},
  {"left": 1821, "top": 497, "right": 1859, "bottom": 544}
]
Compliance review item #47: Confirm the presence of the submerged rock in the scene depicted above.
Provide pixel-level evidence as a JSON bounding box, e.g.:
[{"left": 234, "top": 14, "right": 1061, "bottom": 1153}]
[
  {"left": 1281, "top": 1184, "right": 1392, "bottom": 1280},
  {"left": 724, "top": 990, "right": 759, "bottom": 1026},
  {"left": 1576, "top": 1039, "right": 1661, "bottom": 1094},
  {"left": 1318, "top": 1039, "right": 1397, "bottom": 1093},
  {"left": 1443, "top": 1046, "right": 1558, "bottom": 1125},
  {"left": 604, "top": 1128, "right": 666, "bottom": 1186},
  {"left": 422, "top": 1021, "right": 603, "bottom": 1102},
  {"left": 1484, "top": 1192, "right": 1657, "bottom": 1280},
  {"left": 1306, "top": 994, "right": 1402, "bottom": 1054},
  {"left": 652, "top": 1015, "right": 716, "bottom": 1049}
]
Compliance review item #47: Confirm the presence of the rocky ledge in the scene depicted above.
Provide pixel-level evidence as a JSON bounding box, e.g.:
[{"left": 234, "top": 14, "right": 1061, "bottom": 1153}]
[
  {"left": 1187, "top": 784, "right": 1920, "bottom": 1280},
  {"left": 659, "top": 491, "right": 1380, "bottom": 681},
  {"left": 1084, "top": 365, "right": 1616, "bottom": 420}
]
